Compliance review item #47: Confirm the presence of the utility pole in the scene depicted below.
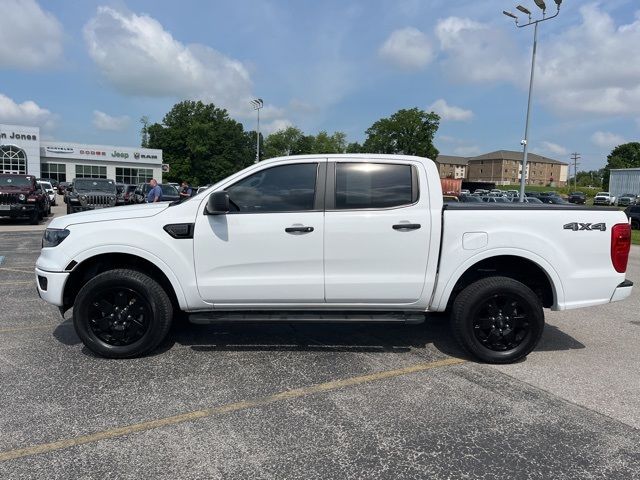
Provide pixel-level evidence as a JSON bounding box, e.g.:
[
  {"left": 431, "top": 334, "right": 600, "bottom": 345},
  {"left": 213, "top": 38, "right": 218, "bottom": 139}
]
[
  {"left": 571, "top": 152, "right": 581, "bottom": 190},
  {"left": 250, "top": 99, "right": 264, "bottom": 163},
  {"left": 503, "top": 0, "right": 563, "bottom": 201}
]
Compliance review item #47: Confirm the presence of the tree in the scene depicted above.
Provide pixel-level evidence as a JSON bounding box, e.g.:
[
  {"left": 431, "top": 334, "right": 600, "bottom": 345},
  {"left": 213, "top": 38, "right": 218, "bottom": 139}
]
[
  {"left": 139, "top": 116, "right": 150, "bottom": 148},
  {"left": 603, "top": 142, "right": 640, "bottom": 188},
  {"left": 263, "top": 128, "right": 349, "bottom": 158},
  {"left": 362, "top": 108, "right": 440, "bottom": 158},
  {"left": 346, "top": 142, "right": 363, "bottom": 153},
  {"left": 263, "top": 126, "right": 303, "bottom": 159},
  {"left": 147, "top": 101, "right": 253, "bottom": 186}
]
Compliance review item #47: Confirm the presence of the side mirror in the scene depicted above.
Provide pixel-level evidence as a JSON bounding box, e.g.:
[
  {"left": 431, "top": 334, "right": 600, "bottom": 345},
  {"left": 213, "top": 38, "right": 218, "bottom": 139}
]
[{"left": 206, "top": 191, "right": 230, "bottom": 215}]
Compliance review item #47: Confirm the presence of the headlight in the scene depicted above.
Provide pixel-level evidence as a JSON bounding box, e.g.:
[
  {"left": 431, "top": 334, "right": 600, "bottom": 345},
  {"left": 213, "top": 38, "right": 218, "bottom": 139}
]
[
  {"left": 80, "top": 195, "right": 87, "bottom": 201},
  {"left": 18, "top": 193, "right": 26, "bottom": 201},
  {"left": 42, "top": 228, "right": 70, "bottom": 248}
]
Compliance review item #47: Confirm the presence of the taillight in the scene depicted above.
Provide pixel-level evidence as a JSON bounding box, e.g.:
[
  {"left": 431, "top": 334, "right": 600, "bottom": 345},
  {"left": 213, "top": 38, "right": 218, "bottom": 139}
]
[{"left": 611, "top": 223, "right": 631, "bottom": 273}]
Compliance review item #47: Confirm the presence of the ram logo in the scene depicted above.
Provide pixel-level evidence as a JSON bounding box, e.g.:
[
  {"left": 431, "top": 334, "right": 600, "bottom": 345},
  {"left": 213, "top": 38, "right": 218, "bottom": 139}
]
[{"left": 563, "top": 222, "right": 606, "bottom": 231}]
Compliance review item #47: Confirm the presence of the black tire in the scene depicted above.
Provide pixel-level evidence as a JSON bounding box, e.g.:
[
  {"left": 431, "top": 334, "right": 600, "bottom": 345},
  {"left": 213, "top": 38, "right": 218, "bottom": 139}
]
[
  {"left": 451, "top": 276, "right": 544, "bottom": 364},
  {"left": 73, "top": 269, "right": 173, "bottom": 358}
]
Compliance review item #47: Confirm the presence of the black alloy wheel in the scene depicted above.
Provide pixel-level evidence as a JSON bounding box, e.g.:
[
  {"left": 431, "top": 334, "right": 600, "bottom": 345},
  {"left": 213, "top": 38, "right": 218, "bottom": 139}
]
[
  {"left": 87, "top": 287, "right": 152, "bottom": 346},
  {"left": 470, "top": 293, "right": 531, "bottom": 352}
]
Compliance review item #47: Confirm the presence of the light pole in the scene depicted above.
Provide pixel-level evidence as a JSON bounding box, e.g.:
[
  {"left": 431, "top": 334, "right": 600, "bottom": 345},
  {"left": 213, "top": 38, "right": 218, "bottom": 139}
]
[
  {"left": 503, "top": 0, "right": 562, "bottom": 201},
  {"left": 250, "top": 98, "right": 264, "bottom": 163}
]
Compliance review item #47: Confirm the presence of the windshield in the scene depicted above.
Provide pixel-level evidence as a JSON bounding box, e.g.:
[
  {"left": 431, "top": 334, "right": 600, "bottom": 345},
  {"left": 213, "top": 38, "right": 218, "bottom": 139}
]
[
  {"left": 596, "top": 192, "right": 609, "bottom": 196},
  {"left": 74, "top": 179, "right": 116, "bottom": 193},
  {"left": 0, "top": 175, "right": 32, "bottom": 187}
]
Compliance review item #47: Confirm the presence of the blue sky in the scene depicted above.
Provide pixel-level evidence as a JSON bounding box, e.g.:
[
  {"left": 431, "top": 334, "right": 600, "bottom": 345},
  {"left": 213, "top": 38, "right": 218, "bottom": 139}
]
[{"left": 1, "top": 0, "right": 639, "bottom": 170}]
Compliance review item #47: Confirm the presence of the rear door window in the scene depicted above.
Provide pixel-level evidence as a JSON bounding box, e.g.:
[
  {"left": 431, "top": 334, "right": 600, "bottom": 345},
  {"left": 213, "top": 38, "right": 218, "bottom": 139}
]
[{"left": 335, "top": 163, "right": 415, "bottom": 209}]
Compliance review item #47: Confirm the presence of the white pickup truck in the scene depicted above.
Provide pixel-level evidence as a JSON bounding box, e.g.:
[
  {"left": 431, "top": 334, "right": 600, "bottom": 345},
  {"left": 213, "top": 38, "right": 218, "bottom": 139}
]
[{"left": 35, "top": 154, "right": 634, "bottom": 363}]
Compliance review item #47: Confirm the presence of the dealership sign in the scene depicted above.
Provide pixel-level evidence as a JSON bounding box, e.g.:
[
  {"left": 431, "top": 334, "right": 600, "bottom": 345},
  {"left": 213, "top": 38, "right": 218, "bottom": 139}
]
[
  {"left": 0, "top": 131, "right": 37, "bottom": 141},
  {"left": 46, "top": 146, "right": 74, "bottom": 154}
]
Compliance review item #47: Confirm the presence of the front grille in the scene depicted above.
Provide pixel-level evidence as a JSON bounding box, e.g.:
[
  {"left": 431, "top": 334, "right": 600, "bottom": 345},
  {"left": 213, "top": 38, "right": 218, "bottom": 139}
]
[
  {"left": 86, "top": 195, "right": 112, "bottom": 206},
  {"left": 0, "top": 193, "right": 19, "bottom": 205}
]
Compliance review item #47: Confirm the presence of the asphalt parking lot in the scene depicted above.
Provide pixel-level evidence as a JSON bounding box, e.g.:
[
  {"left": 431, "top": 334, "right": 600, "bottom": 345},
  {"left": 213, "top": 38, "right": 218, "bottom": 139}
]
[{"left": 0, "top": 228, "right": 639, "bottom": 479}]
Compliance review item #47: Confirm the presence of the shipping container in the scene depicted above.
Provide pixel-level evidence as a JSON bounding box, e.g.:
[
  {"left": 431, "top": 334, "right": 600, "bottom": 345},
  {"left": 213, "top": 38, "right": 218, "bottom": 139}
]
[
  {"left": 609, "top": 168, "right": 640, "bottom": 199},
  {"left": 440, "top": 178, "right": 462, "bottom": 195}
]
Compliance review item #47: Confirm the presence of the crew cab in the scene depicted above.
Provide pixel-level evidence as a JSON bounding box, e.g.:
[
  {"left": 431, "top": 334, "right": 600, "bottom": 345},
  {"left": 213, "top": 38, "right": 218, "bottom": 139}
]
[
  {"left": 0, "top": 174, "right": 48, "bottom": 224},
  {"left": 35, "top": 155, "right": 634, "bottom": 363}
]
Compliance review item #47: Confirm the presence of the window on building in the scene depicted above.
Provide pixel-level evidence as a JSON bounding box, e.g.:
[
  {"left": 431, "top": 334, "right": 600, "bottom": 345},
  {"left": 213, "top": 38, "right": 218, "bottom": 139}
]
[
  {"left": 75, "top": 165, "right": 107, "bottom": 179},
  {"left": 115, "top": 167, "right": 153, "bottom": 184},
  {"left": 335, "top": 163, "right": 414, "bottom": 209},
  {"left": 0, "top": 145, "right": 27, "bottom": 174},
  {"left": 40, "top": 163, "right": 66, "bottom": 183}
]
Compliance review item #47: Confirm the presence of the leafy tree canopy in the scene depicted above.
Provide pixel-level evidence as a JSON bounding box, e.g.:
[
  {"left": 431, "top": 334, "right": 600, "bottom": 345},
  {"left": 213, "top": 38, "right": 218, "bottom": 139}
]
[
  {"left": 362, "top": 108, "right": 440, "bottom": 159},
  {"left": 147, "top": 100, "right": 253, "bottom": 186}
]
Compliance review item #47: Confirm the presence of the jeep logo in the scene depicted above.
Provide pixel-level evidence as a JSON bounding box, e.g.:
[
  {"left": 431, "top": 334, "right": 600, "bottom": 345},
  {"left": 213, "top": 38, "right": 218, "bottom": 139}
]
[
  {"left": 112, "top": 151, "right": 130, "bottom": 159},
  {"left": 563, "top": 222, "right": 606, "bottom": 231}
]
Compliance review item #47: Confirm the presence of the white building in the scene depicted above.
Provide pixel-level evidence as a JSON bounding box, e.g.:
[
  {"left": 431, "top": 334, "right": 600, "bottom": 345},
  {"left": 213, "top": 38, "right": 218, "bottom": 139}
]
[
  {"left": 609, "top": 168, "right": 640, "bottom": 198},
  {"left": 0, "top": 123, "right": 163, "bottom": 184}
]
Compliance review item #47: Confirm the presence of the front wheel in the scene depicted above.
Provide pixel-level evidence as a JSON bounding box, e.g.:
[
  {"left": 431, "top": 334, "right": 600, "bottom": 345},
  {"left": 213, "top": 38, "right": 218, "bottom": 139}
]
[
  {"left": 451, "top": 276, "right": 544, "bottom": 364},
  {"left": 73, "top": 269, "right": 173, "bottom": 358}
]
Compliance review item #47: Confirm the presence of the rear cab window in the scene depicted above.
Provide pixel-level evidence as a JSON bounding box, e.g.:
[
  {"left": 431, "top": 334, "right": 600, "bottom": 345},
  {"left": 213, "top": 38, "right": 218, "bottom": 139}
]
[{"left": 332, "top": 162, "right": 417, "bottom": 210}]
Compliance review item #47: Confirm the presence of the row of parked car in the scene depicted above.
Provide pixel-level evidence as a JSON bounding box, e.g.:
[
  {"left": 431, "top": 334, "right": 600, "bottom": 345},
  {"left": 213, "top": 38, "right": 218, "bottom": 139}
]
[
  {"left": 444, "top": 189, "right": 572, "bottom": 205},
  {"left": 57, "top": 179, "right": 184, "bottom": 214}
]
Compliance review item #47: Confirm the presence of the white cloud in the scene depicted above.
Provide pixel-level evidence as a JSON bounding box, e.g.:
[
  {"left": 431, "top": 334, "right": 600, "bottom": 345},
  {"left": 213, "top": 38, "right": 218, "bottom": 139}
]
[
  {"left": 92, "top": 110, "right": 130, "bottom": 131},
  {"left": 0, "top": 93, "right": 56, "bottom": 130},
  {"left": 540, "top": 141, "right": 569, "bottom": 157},
  {"left": 535, "top": 4, "right": 640, "bottom": 115},
  {"left": 435, "top": 16, "right": 522, "bottom": 84},
  {"left": 591, "top": 131, "right": 626, "bottom": 149},
  {"left": 453, "top": 145, "right": 481, "bottom": 156},
  {"left": 428, "top": 99, "right": 473, "bottom": 121},
  {"left": 83, "top": 7, "right": 255, "bottom": 116},
  {"left": 379, "top": 27, "right": 434, "bottom": 70},
  {"left": 262, "top": 119, "right": 294, "bottom": 136},
  {"left": 0, "top": 0, "right": 63, "bottom": 69},
  {"left": 435, "top": 5, "right": 640, "bottom": 116}
]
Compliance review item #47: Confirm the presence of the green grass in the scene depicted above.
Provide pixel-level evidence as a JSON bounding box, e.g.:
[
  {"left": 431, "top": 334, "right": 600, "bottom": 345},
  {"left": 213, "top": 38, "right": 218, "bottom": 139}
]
[{"left": 632, "top": 229, "right": 640, "bottom": 245}]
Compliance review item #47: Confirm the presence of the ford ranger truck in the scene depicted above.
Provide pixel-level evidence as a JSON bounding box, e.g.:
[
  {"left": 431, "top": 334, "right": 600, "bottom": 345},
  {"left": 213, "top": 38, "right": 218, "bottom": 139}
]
[{"left": 34, "top": 155, "right": 634, "bottom": 363}]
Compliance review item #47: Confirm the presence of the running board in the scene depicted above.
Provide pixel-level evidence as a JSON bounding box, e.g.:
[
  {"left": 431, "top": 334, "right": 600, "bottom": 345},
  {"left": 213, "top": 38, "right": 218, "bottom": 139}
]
[{"left": 188, "top": 310, "right": 426, "bottom": 325}]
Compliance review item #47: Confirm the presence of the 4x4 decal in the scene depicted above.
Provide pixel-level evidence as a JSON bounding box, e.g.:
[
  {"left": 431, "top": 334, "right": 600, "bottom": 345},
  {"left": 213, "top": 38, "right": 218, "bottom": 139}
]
[{"left": 563, "top": 222, "right": 606, "bottom": 231}]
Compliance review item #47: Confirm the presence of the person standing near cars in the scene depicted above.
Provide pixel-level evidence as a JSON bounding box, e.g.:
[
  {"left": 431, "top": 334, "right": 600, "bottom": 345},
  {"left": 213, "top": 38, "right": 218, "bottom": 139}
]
[
  {"left": 179, "top": 181, "right": 193, "bottom": 200},
  {"left": 147, "top": 179, "right": 163, "bottom": 203}
]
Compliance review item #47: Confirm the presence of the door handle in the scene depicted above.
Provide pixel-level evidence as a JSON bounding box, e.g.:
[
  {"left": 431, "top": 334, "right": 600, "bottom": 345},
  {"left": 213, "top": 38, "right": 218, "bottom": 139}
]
[
  {"left": 285, "top": 226, "right": 314, "bottom": 233},
  {"left": 392, "top": 223, "right": 421, "bottom": 230}
]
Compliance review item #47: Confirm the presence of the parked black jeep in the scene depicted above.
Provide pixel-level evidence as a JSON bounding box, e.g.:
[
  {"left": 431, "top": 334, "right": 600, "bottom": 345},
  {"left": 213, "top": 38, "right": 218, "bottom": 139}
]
[
  {"left": 66, "top": 178, "right": 118, "bottom": 214},
  {"left": 625, "top": 205, "right": 640, "bottom": 230},
  {"left": 0, "top": 174, "right": 48, "bottom": 224}
]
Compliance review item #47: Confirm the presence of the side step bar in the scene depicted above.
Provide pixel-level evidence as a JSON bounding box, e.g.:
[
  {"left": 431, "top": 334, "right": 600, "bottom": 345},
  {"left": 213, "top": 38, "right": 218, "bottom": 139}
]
[{"left": 189, "top": 310, "right": 426, "bottom": 325}]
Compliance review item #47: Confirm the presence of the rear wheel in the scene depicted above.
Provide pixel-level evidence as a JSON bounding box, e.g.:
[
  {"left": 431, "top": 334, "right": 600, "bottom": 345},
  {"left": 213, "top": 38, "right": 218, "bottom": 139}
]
[
  {"left": 451, "top": 276, "right": 544, "bottom": 364},
  {"left": 73, "top": 269, "right": 173, "bottom": 358}
]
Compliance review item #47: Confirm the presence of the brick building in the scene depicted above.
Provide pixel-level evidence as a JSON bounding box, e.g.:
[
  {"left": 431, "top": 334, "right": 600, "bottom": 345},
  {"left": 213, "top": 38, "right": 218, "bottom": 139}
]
[
  {"left": 434, "top": 155, "right": 467, "bottom": 179},
  {"left": 464, "top": 150, "right": 568, "bottom": 186}
]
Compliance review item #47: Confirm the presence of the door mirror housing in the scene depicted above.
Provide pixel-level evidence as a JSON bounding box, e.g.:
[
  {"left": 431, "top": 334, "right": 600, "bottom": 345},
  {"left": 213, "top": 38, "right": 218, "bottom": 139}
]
[{"left": 206, "top": 191, "right": 230, "bottom": 215}]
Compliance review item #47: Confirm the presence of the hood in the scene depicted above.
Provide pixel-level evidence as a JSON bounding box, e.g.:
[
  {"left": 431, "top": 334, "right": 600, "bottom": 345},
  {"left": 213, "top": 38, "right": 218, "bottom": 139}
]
[{"left": 49, "top": 202, "right": 170, "bottom": 229}]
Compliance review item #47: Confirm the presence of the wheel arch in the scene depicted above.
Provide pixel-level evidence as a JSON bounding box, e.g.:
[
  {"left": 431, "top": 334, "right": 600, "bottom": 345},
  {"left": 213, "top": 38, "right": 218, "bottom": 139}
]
[
  {"left": 61, "top": 249, "right": 188, "bottom": 314},
  {"left": 433, "top": 251, "right": 564, "bottom": 312}
]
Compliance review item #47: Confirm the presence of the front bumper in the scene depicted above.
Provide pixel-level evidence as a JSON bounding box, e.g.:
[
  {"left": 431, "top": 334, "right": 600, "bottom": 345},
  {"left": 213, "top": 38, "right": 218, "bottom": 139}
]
[
  {"left": 610, "top": 280, "right": 633, "bottom": 303},
  {"left": 35, "top": 267, "right": 69, "bottom": 307},
  {"left": 0, "top": 204, "right": 37, "bottom": 217}
]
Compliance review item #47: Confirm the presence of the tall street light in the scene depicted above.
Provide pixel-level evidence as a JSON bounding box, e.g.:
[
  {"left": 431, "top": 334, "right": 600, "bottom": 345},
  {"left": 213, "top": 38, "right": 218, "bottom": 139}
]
[
  {"left": 250, "top": 98, "right": 264, "bottom": 163},
  {"left": 503, "top": 0, "right": 562, "bottom": 201}
]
